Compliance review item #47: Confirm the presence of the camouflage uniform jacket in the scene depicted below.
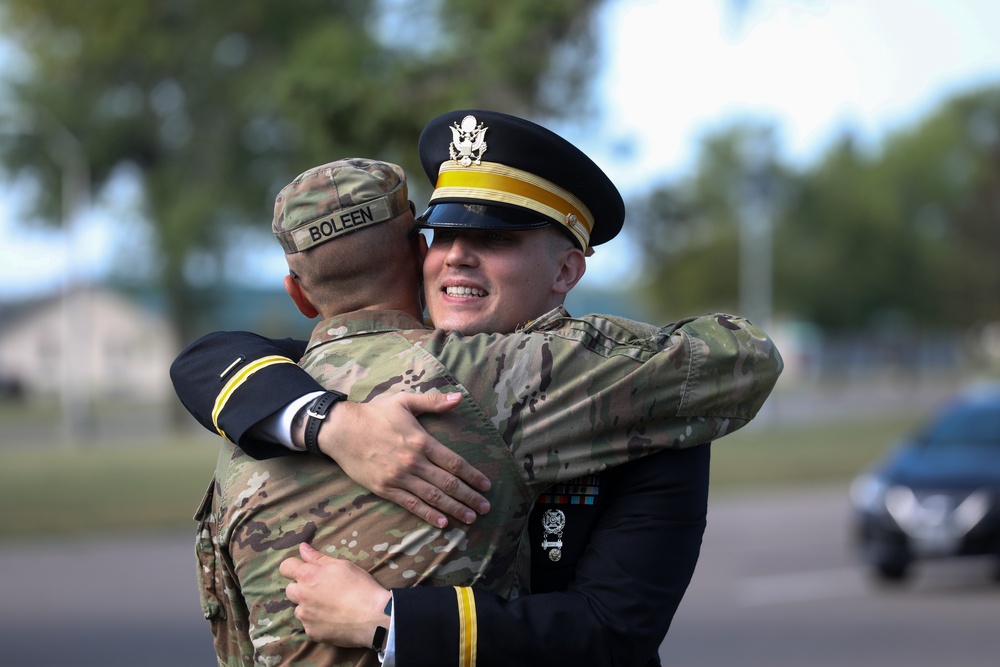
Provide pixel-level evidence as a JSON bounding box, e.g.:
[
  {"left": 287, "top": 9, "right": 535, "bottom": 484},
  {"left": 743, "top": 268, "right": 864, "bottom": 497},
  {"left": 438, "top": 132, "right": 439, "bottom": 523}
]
[{"left": 196, "top": 306, "right": 782, "bottom": 667}]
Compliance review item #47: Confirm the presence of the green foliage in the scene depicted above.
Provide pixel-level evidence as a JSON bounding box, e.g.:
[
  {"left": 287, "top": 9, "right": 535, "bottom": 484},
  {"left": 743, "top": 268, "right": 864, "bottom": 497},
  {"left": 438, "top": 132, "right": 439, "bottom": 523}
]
[
  {"left": 775, "top": 139, "right": 926, "bottom": 330},
  {"left": 633, "top": 85, "right": 1000, "bottom": 331},
  {"left": 0, "top": 441, "right": 219, "bottom": 536},
  {"left": 779, "top": 86, "right": 1000, "bottom": 330},
  {"left": 0, "top": 0, "right": 602, "bottom": 345},
  {"left": 711, "top": 410, "right": 924, "bottom": 489},
  {"left": 632, "top": 123, "right": 788, "bottom": 319}
]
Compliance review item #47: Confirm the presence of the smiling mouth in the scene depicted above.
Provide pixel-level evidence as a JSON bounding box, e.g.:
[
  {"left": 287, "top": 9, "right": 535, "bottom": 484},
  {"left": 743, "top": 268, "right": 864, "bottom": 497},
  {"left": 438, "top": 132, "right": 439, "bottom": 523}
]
[{"left": 445, "top": 286, "right": 488, "bottom": 298}]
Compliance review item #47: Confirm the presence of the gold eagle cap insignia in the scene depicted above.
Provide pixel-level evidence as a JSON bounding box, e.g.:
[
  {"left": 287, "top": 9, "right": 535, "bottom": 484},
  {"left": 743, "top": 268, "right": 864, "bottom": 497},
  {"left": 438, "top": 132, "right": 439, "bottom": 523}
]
[{"left": 449, "top": 115, "right": 488, "bottom": 167}]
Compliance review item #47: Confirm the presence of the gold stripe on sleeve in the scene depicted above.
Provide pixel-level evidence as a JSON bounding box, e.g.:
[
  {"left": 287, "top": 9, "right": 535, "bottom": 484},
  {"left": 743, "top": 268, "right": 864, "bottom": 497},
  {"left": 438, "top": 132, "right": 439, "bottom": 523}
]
[
  {"left": 211, "top": 355, "right": 297, "bottom": 440},
  {"left": 454, "top": 586, "right": 478, "bottom": 667}
]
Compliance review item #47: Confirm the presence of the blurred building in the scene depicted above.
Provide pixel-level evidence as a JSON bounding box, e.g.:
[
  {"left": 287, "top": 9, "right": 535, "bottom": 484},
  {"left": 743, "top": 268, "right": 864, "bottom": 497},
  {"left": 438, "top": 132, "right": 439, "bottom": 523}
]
[{"left": 0, "top": 286, "right": 177, "bottom": 402}]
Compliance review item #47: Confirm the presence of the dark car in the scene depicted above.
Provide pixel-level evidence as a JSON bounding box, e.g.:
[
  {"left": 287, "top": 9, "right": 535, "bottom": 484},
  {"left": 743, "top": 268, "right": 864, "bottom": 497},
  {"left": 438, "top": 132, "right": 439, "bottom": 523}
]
[{"left": 849, "top": 382, "right": 1000, "bottom": 583}]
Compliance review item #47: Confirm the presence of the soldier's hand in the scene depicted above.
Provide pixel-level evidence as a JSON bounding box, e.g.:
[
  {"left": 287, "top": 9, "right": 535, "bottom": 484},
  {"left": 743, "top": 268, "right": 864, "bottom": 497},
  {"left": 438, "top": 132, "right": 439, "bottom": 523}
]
[
  {"left": 282, "top": 542, "right": 392, "bottom": 647},
  {"left": 319, "top": 391, "right": 491, "bottom": 528}
]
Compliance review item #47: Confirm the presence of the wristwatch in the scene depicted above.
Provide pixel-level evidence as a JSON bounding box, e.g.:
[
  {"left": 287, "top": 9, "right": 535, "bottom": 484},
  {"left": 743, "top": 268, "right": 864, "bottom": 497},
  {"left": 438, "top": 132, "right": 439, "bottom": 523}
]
[{"left": 303, "top": 390, "right": 347, "bottom": 458}]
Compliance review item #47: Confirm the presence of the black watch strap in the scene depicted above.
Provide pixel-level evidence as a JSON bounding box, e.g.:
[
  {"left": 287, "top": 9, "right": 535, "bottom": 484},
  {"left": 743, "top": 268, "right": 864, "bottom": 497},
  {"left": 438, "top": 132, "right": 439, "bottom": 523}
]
[
  {"left": 303, "top": 390, "right": 346, "bottom": 458},
  {"left": 372, "top": 596, "right": 393, "bottom": 653}
]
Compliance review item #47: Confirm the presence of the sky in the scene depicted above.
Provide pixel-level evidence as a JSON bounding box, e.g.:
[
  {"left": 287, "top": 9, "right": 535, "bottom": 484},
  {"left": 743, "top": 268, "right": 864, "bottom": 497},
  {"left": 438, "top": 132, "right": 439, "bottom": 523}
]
[
  {"left": 582, "top": 0, "right": 1000, "bottom": 187},
  {"left": 3, "top": 0, "right": 1000, "bottom": 300}
]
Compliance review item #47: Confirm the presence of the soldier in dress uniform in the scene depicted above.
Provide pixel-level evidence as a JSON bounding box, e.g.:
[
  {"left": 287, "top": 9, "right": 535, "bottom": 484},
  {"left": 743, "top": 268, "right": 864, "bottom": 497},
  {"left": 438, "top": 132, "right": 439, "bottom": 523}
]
[{"left": 171, "top": 110, "right": 784, "bottom": 667}]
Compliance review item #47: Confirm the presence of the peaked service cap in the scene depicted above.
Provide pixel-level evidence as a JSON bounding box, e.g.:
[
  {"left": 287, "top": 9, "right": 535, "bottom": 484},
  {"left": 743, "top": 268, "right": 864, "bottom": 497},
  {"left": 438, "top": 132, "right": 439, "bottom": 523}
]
[
  {"left": 415, "top": 109, "right": 625, "bottom": 251},
  {"left": 272, "top": 158, "right": 410, "bottom": 254}
]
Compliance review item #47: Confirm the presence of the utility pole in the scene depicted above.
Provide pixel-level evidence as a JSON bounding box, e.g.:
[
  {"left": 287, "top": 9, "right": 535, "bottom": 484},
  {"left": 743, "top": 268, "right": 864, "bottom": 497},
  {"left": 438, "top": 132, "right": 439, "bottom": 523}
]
[
  {"left": 4, "top": 111, "right": 94, "bottom": 443},
  {"left": 739, "top": 196, "right": 773, "bottom": 330}
]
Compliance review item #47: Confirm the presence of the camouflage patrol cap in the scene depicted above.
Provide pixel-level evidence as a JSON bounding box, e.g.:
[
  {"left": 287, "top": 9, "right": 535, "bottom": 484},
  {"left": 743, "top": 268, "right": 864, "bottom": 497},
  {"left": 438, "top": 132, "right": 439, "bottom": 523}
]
[
  {"left": 416, "top": 110, "right": 625, "bottom": 252},
  {"left": 272, "top": 158, "right": 411, "bottom": 254}
]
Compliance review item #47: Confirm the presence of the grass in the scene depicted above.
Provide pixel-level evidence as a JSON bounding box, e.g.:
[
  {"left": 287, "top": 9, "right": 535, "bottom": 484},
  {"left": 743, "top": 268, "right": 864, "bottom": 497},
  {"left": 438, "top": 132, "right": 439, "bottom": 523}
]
[
  {"left": 0, "top": 437, "right": 220, "bottom": 537},
  {"left": 0, "top": 409, "right": 927, "bottom": 539},
  {"left": 708, "top": 411, "right": 924, "bottom": 491}
]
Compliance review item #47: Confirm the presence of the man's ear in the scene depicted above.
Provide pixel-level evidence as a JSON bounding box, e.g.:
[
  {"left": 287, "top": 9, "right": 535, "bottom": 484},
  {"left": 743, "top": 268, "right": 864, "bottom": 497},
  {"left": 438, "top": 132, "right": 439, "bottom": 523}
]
[
  {"left": 417, "top": 231, "right": 429, "bottom": 264},
  {"left": 552, "top": 247, "right": 586, "bottom": 296},
  {"left": 284, "top": 274, "right": 319, "bottom": 319},
  {"left": 414, "top": 231, "right": 429, "bottom": 314}
]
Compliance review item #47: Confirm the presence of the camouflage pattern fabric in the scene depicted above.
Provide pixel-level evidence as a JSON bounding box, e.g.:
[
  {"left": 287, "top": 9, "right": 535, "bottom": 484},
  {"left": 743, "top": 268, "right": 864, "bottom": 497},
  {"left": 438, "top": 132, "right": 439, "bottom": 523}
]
[
  {"left": 271, "top": 158, "right": 411, "bottom": 254},
  {"left": 196, "top": 306, "right": 782, "bottom": 666}
]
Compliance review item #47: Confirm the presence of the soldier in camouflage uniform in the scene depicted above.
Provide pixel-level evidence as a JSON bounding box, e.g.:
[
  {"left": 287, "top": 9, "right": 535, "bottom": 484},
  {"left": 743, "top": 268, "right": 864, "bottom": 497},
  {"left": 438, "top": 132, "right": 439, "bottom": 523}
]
[{"left": 195, "top": 156, "right": 781, "bottom": 667}]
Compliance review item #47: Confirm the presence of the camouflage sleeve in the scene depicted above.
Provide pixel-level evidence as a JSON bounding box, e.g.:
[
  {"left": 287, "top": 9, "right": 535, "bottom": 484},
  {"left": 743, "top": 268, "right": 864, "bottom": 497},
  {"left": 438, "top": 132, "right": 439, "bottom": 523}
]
[
  {"left": 427, "top": 312, "right": 782, "bottom": 490},
  {"left": 665, "top": 313, "right": 783, "bottom": 423}
]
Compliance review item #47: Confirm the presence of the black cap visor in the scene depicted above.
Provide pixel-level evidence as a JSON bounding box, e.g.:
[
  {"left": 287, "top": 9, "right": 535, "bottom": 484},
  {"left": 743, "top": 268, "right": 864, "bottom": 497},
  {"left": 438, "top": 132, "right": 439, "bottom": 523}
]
[{"left": 417, "top": 202, "right": 554, "bottom": 235}]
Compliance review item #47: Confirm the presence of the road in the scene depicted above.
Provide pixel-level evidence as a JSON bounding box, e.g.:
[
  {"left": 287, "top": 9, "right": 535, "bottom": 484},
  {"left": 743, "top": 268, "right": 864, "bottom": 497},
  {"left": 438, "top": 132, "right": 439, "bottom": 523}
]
[
  {"left": 0, "top": 530, "right": 215, "bottom": 666},
  {"left": 1, "top": 485, "right": 997, "bottom": 666},
  {"left": 659, "top": 485, "right": 1000, "bottom": 667}
]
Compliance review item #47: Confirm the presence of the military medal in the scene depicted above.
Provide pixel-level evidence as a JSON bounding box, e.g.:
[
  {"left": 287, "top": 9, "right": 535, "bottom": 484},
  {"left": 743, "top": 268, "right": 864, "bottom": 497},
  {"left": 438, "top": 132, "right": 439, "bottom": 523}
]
[{"left": 541, "top": 509, "right": 565, "bottom": 562}]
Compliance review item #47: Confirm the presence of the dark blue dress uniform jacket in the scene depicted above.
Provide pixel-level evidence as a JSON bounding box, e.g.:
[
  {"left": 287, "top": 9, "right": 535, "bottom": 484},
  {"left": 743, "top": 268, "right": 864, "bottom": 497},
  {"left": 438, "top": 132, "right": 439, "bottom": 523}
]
[{"left": 170, "top": 332, "right": 710, "bottom": 667}]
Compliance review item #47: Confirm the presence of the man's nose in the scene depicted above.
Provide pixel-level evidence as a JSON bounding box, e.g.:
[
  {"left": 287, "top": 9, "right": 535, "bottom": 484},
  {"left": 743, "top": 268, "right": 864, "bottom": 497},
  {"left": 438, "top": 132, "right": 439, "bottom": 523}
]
[{"left": 444, "top": 235, "right": 479, "bottom": 267}]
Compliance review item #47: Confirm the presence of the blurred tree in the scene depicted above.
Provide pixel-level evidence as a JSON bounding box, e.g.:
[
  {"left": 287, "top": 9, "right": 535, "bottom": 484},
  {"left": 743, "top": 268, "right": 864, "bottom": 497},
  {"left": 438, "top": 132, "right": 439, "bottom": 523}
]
[
  {"left": 913, "top": 87, "right": 1000, "bottom": 328},
  {"left": 0, "top": 0, "right": 602, "bottom": 350},
  {"left": 632, "top": 85, "right": 1000, "bottom": 333},
  {"left": 777, "top": 86, "right": 1000, "bottom": 331},
  {"left": 630, "top": 122, "right": 791, "bottom": 322},
  {"left": 774, "top": 136, "right": 922, "bottom": 331}
]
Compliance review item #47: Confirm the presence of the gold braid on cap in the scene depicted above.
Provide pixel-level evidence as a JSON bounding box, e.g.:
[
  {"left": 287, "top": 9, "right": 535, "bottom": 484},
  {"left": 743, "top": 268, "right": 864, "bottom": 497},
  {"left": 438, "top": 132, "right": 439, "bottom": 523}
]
[{"left": 430, "top": 161, "right": 594, "bottom": 250}]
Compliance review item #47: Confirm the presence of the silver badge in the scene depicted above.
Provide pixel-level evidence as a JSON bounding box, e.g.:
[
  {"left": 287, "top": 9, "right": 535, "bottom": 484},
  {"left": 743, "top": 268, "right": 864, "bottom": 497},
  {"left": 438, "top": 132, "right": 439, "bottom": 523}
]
[
  {"left": 449, "top": 115, "right": 488, "bottom": 167},
  {"left": 541, "top": 509, "right": 565, "bottom": 562}
]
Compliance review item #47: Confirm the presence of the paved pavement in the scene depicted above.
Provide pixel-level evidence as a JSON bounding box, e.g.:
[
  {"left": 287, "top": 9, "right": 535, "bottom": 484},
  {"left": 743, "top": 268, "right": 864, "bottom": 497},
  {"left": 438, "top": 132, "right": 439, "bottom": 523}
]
[
  {"left": 2, "top": 486, "right": 997, "bottom": 667},
  {"left": 0, "top": 530, "right": 215, "bottom": 666}
]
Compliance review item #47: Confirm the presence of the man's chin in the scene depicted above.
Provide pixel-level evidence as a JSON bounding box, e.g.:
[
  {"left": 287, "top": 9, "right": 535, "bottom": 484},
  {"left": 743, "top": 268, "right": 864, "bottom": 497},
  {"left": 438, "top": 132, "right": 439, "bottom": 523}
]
[{"left": 429, "top": 312, "right": 490, "bottom": 335}]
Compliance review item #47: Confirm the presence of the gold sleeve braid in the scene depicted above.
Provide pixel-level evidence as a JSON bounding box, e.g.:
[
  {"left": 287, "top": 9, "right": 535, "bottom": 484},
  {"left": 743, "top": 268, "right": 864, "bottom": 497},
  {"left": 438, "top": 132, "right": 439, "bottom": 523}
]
[
  {"left": 211, "top": 356, "right": 298, "bottom": 441},
  {"left": 454, "top": 586, "right": 478, "bottom": 667}
]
